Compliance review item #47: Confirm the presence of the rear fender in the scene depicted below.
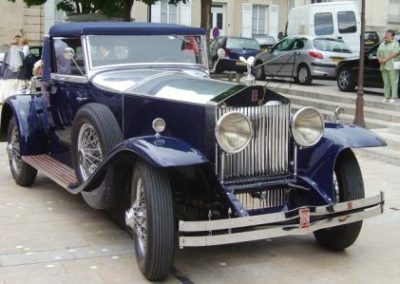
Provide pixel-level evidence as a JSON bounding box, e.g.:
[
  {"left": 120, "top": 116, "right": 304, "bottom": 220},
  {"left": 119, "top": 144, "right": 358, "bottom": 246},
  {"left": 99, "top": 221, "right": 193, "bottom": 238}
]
[
  {"left": 0, "top": 94, "right": 51, "bottom": 155},
  {"left": 297, "top": 123, "right": 386, "bottom": 204}
]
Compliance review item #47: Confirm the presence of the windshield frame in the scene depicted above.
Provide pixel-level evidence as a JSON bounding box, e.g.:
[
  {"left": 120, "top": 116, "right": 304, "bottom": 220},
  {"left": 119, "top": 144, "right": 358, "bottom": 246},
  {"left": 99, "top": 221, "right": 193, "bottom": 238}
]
[{"left": 84, "top": 34, "right": 209, "bottom": 71}]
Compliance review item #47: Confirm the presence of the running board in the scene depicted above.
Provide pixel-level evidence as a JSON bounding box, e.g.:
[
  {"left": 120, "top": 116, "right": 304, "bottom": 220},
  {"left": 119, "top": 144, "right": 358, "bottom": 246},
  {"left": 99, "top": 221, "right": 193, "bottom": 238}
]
[{"left": 22, "top": 155, "right": 78, "bottom": 190}]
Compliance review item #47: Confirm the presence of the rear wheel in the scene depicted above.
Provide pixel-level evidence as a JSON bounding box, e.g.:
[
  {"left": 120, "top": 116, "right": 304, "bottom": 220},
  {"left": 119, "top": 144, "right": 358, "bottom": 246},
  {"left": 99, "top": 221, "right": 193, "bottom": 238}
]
[
  {"left": 125, "top": 162, "right": 174, "bottom": 281},
  {"left": 337, "top": 67, "right": 356, "bottom": 92},
  {"left": 6, "top": 118, "right": 37, "bottom": 186},
  {"left": 297, "top": 64, "right": 312, "bottom": 85},
  {"left": 314, "top": 150, "right": 365, "bottom": 251}
]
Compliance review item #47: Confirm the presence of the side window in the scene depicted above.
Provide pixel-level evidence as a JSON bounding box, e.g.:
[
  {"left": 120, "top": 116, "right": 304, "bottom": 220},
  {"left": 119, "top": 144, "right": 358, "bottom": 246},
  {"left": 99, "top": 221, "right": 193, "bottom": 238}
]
[
  {"left": 292, "top": 38, "right": 307, "bottom": 50},
  {"left": 275, "top": 38, "right": 294, "bottom": 51},
  {"left": 53, "top": 38, "right": 85, "bottom": 76},
  {"left": 314, "top": 12, "right": 334, "bottom": 36},
  {"left": 337, "top": 11, "right": 357, "bottom": 34}
]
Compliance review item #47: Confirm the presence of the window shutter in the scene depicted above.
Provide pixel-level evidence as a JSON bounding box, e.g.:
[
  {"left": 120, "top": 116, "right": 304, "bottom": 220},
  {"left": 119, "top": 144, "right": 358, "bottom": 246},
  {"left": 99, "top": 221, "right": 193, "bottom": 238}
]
[
  {"left": 269, "top": 4, "right": 279, "bottom": 40},
  {"left": 151, "top": 1, "right": 161, "bottom": 23},
  {"left": 180, "top": 2, "right": 192, "bottom": 26},
  {"left": 242, "top": 3, "right": 253, "bottom": 37}
]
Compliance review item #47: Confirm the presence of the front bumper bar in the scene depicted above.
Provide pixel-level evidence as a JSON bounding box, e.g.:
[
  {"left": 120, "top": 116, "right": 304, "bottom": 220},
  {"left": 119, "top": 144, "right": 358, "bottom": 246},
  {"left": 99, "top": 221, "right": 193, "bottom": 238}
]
[{"left": 179, "top": 192, "right": 384, "bottom": 248}]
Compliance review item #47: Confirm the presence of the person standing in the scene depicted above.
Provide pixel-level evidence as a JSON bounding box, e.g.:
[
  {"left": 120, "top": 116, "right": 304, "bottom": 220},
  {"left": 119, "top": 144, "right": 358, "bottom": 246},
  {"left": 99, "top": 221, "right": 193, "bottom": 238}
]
[
  {"left": 377, "top": 29, "right": 399, "bottom": 103},
  {"left": 19, "top": 38, "right": 30, "bottom": 57},
  {"left": 0, "top": 36, "right": 26, "bottom": 102}
]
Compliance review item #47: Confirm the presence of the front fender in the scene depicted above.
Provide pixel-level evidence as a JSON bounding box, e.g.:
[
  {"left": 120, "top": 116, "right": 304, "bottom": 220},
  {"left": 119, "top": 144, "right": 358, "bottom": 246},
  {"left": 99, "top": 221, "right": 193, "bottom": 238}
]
[
  {"left": 296, "top": 123, "right": 386, "bottom": 204},
  {"left": 1, "top": 94, "right": 51, "bottom": 155}
]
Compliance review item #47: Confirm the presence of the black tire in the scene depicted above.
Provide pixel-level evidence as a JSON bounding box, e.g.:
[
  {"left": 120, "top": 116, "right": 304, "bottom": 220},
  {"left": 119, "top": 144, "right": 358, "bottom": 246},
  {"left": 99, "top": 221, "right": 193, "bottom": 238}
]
[
  {"left": 314, "top": 150, "right": 365, "bottom": 251},
  {"left": 7, "top": 118, "right": 37, "bottom": 186},
  {"left": 129, "top": 161, "right": 174, "bottom": 281},
  {"left": 297, "top": 64, "right": 312, "bottom": 85},
  {"left": 337, "top": 67, "right": 356, "bottom": 92},
  {"left": 253, "top": 60, "right": 265, "bottom": 80},
  {"left": 71, "top": 103, "right": 123, "bottom": 183}
]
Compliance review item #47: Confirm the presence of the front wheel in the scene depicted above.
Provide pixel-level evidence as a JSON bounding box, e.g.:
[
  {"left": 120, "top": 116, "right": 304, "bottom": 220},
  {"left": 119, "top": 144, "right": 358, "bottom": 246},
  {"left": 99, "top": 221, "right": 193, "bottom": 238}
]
[
  {"left": 125, "top": 162, "right": 174, "bottom": 281},
  {"left": 7, "top": 118, "right": 37, "bottom": 186},
  {"left": 313, "top": 150, "right": 365, "bottom": 251},
  {"left": 253, "top": 60, "right": 265, "bottom": 80}
]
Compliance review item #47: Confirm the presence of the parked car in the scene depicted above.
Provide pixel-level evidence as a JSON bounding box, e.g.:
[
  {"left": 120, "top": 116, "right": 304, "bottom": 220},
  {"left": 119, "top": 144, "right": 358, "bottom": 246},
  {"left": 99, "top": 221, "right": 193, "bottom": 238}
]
[
  {"left": 0, "top": 22, "right": 385, "bottom": 281},
  {"left": 254, "top": 35, "right": 276, "bottom": 52},
  {"left": 337, "top": 38, "right": 400, "bottom": 93},
  {"left": 209, "top": 36, "right": 261, "bottom": 73},
  {"left": 254, "top": 36, "right": 353, "bottom": 85},
  {"left": 287, "top": 1, "right": 361, "bottom": 53},
  {"left": 364, "top": 31, "right": 380, "bottom": 52}
]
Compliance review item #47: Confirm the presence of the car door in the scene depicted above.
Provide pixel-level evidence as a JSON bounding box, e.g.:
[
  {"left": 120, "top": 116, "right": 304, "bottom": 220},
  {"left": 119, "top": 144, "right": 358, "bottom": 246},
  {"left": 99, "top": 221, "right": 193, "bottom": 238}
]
[
  {"left": 284, "top": 38, "right": 308, "bottom": 76},
  {"left": 263, "top": 38, "right": 295, "bottom": 77},
  {"left": 50, "top": 37, "right": 92, "bottom": 147},
  {"left": 363, "top": 44, "right": 382, "bottom": 87}
]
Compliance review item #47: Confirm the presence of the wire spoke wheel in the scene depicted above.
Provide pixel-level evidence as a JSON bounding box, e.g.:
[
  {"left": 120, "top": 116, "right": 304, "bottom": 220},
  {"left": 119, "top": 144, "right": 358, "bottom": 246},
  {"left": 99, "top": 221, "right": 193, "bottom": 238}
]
[
  {"left": 7, "top": 126, "right": 23, "bottom": 175},
  {"left": 77, "top": 123, "right": 103, "bottom": 180}
]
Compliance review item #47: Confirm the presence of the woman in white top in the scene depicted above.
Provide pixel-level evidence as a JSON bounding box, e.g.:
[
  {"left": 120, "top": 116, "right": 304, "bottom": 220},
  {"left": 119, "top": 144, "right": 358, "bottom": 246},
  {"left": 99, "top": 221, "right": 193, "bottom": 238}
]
[{"left": 20, "top": 38, "right": 30, "bottom": 57}]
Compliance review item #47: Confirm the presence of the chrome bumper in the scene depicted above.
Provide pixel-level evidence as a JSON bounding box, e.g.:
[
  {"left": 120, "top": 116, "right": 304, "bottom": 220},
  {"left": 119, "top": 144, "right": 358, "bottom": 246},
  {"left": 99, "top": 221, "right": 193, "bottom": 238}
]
[{"left": 179, "top": 192, "right": 384, "bottom": 248}]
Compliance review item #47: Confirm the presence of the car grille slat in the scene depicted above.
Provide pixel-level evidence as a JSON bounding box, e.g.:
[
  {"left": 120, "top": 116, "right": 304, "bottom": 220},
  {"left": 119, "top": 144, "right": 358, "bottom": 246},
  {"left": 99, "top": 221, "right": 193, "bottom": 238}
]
[
  {"left": 235, "top": 188, "right": 289, "bottom": 210},
  {"left": 216, "top": 103, "right": 290, "bottom": 183}
]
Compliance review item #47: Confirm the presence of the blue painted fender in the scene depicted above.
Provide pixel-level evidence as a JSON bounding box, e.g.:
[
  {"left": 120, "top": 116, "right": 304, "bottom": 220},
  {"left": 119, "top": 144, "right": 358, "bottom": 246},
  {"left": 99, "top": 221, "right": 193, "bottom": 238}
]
[
  {"left": 296, "top": 123, "right": 386, "bottom": 205},
  {"left": 109, "top": 135, "right": 209, "bottom": 168},
  {"left": 1, "top": 94, "right": 51, "bottom": 155}
]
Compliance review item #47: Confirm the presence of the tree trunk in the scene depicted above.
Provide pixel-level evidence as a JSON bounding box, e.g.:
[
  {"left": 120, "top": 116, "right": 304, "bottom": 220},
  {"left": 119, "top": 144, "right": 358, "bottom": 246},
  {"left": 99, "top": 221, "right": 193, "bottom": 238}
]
[
  {"left": 123, "top": 0, "right": 134, "bottom": 22},
  {"left": 200, "top": 0, "right": 212, "bottom": 40}
]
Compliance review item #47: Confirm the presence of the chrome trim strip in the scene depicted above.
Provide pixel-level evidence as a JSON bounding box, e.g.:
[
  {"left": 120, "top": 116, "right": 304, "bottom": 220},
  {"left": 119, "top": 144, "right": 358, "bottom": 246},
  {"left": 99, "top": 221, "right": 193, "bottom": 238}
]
[
  {"left": 179, "top": 205, "right": 382, "bottom": 247},
  {"left": 50, "top": 73, "right": 88, "bottom": 84},
  {"left": 179, "top": 193, "right": 383, "bottom": 232}
]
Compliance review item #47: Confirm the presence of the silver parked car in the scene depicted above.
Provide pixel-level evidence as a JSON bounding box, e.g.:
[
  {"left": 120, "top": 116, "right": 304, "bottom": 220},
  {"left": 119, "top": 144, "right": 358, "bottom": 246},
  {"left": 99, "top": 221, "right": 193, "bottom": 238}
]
[{"left": 253, "top": 36, "right": 353, "bottom": 85}]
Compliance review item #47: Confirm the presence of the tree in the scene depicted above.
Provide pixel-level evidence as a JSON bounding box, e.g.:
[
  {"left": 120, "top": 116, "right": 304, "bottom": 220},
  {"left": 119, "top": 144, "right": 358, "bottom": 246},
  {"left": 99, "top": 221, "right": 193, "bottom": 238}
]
[{"left": 11, "top": 0, "right": 211, "bottom": 29}]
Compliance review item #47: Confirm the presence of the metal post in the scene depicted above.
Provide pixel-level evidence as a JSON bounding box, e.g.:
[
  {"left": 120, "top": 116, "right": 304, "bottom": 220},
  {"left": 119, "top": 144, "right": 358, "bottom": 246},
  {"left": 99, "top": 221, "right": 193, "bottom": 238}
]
[{"left": 354, "top": 0, "right": 366, "bottom": 127}]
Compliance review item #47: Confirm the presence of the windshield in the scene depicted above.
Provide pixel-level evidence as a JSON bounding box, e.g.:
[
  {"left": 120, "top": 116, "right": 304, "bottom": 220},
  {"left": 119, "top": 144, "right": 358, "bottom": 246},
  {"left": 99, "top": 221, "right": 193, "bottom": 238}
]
[
  {"left": 87, "top": 35, "right": 206, "bottom": 68},
  {"left": 313, "top": 38, "right": 352, "bottom": 53},
  {"left": 226, "top": 38, "right": 260, "bottom": 51}
]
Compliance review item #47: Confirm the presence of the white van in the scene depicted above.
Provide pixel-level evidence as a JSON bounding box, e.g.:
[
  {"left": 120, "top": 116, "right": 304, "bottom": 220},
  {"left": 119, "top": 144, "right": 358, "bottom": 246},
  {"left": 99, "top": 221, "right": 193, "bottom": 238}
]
[{"left": 287, "top": 1, "right": 361, "bottom": 53}]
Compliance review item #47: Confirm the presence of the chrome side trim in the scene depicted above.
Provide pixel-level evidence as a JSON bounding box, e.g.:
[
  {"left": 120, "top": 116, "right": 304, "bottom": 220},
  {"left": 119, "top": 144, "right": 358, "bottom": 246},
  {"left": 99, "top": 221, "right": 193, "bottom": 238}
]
[
  {"left": 179, "top": 205, "right": 382, "bottom": 247},
  {"left": 179, "top": 193, "right": 383, "bottom": 232},
  {"left": 50, "top": 73, "right": 88, "bottom": 84}
]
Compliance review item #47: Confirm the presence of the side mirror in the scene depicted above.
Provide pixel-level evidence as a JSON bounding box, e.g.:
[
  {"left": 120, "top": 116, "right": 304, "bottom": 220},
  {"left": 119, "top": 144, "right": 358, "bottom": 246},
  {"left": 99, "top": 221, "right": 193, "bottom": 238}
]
[
  {"left": 63, "top": 47, "right": 75, "bottom": 60},
  {"left": 217, "top": 48, "right": 226, "bottom": 59}
]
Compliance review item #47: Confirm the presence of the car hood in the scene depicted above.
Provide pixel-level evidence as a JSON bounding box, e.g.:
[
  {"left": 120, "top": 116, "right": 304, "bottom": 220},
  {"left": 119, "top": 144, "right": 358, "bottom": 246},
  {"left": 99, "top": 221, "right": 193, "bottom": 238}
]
[{"left": 92, "top": 68, "right": 244, "bottom": 105}]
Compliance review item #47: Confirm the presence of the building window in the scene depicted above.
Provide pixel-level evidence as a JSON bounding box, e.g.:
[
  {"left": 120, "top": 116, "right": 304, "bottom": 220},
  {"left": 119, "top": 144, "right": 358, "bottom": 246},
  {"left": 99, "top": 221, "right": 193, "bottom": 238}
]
[
  {"left": 252, "top": 5, "right": 268, "bottom": 36},
  {"left": 337, "top": 11, "right": 357, "bottom": 34},
  {"left": 161, "top": 0, "right": 178, "bottom": 24},
  {"left": 314, "top": 12, "right": 334, "bottom": 36}
]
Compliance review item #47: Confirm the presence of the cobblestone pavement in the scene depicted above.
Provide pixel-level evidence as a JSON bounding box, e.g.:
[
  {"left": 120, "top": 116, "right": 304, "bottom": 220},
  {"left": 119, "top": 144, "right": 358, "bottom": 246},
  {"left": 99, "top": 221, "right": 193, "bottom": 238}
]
[{"left": 0, "top": 143, "right": 399, "bottom": 283}]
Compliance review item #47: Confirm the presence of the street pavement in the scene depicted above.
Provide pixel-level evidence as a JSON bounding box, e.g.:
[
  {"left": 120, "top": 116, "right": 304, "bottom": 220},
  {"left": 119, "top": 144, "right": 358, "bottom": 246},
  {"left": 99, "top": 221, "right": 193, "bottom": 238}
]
[{"left": 0, "top": 141, "right": 399, "bottom": 283}]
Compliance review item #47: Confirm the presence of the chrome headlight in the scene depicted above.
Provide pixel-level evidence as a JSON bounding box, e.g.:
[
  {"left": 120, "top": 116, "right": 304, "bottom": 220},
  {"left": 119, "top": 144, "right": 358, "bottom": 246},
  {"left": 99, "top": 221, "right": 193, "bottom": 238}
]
[
  {"left": 292, "top": 107, "right": 324, "bottom": 147},
  {"left": 215, "top": 112, "right": 253, "bottom": 153}
]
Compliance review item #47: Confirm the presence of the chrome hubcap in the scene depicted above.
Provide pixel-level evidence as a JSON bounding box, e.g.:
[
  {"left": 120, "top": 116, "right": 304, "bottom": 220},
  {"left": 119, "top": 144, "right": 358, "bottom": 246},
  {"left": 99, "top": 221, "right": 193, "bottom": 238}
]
[
  {"left": 126, "top": 177, "right": 147, "bottom": 256},
  {"left": 299, "top": 67, "right": 308, "bottom": 83},
  {"left": 339, "top": 71, "right": 349, "bottom": 89},
  {"left": 77, "top": 123, "right": 103, "bottom": 180},
  {"left": 7, "top": 126, "right": 22, "bottom": 175}
]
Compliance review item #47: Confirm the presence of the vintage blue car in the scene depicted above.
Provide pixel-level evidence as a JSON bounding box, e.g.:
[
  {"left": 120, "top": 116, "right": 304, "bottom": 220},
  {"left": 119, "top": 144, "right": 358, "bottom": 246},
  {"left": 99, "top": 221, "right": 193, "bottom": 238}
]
[{"left": 0, "top": 22, "right": 385, "bottom": 281}]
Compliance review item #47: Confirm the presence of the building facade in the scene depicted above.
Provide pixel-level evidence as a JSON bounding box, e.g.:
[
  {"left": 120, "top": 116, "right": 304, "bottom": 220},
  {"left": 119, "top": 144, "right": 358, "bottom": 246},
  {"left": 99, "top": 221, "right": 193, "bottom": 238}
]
[
  {"left": 0, "top": 0, "right": 44, "bottom": 48},
  {"left": 132, "top": 0, "right": 290, "bottom": 40}
]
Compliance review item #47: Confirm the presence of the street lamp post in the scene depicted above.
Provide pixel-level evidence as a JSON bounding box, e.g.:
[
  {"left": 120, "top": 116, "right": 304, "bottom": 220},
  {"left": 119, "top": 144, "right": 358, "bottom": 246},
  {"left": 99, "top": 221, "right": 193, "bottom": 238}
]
[{"left": 354, "top": 0, "right": 366, "bottom": 127}]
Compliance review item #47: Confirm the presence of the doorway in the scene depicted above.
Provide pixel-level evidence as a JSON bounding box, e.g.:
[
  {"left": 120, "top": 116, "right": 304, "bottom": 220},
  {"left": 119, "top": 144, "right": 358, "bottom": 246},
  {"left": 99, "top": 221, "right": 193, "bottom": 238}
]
[{"left": 211, "top": 4, "right": 226, "bottom": 37}]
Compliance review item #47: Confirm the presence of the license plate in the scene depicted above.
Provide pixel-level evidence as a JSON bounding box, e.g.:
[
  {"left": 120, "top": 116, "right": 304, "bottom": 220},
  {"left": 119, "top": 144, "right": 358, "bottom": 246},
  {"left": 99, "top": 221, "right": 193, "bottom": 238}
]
[
  {"left": 331, "top": 57, "right": 344, "bottom": 64},
  {"left": 236, "top": 61, "right": 246, "bottom": 66},
  {"left": 299, "top": 208, "right": 310, "bottom": 228}
]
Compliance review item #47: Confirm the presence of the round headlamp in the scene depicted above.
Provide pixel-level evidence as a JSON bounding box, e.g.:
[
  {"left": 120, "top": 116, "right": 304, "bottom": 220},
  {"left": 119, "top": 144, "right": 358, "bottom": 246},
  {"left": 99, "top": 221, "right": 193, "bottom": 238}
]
[
  {"left": 292, "top": 107, "right": 324, "bottom": 147},
  {"left": 215, "top": 112, "right": 253, "bottom": 153}
]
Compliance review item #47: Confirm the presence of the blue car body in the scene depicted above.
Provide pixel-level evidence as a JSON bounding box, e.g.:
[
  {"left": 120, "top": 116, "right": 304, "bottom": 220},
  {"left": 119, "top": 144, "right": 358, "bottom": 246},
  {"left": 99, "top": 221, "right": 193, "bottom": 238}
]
[{"left": 0, "top": 22, "right": 385, "bottom": 280}]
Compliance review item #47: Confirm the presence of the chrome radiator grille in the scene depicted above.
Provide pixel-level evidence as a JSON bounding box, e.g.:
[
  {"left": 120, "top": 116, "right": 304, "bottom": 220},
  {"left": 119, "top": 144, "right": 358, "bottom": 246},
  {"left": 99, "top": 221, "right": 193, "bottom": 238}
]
[
  {"left": 235, "top": 188, "right": 289, "bottom": 210},
  {"left": 216, "top": 103, "right": 290, "bottom": 182}
]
